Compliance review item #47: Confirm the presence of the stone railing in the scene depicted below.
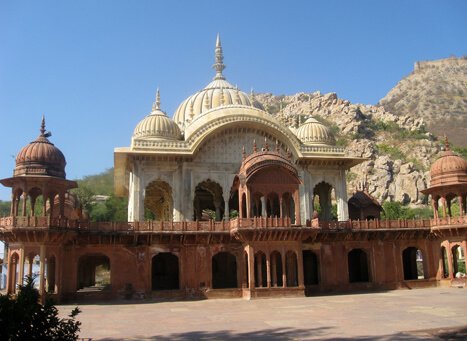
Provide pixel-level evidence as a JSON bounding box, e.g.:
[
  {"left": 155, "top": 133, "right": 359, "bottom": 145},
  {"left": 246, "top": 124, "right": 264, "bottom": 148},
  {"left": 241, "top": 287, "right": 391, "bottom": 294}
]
[
  {"left": 314, "top": 219, "right": 432, "bottom": 230},
  {"left": 229, "top": 216, "right": 292, "bottom": 229},
  {"left": 1, "top": 215, "right": 466, "bottom": 233}
]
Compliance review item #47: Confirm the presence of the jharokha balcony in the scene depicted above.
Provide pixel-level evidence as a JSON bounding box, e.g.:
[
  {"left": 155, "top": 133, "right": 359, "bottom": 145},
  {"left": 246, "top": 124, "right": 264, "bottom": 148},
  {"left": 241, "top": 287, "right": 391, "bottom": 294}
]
[{"left": 1, "top": 215, "right": 466, "bottom": 233}]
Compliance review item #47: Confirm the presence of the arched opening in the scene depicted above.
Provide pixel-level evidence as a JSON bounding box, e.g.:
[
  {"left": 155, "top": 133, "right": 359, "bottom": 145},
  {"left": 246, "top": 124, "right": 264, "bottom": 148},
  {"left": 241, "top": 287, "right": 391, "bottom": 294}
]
[
  {"left": 194, "top": 180, "right": 224, "bottom": 221},
  {"left": 403, "top": 247, "right": 425, "bottom": 280},
  {"left": 441, "top": 246, "right": 449, "bottom": 278},
  {"left": 348, "top": 249, "right": 370, "bottom": 283},
  {"left": 241, "top": 193, "right": 247, "bottom": 218},
  {"left": 46, "top": 255, "right": 56, "bottom": 293},
  {"left": 282, "top": 192, "right": 295, "bottom": 223},
  {"left": 77, "top": 254, "right": 111, "bottom": 290},
  {"left": 152, "top": 253, "right": 179, "bottom": 290},
  {"left": 239, "top": 156, "right": 301, "bottom": 221},
  {"left": 270, "top": 251, "right": 283, "bottom": 287},
  {"left": 303, "top": 250, "right": 319, "bottom": 285},
  {"left": 144, "top": 180, "right": 173, "bottom": 221},
  {"left": 254, "top": 251, "right": 267, "bottom": 288},
  {"left": 212, "top": 252, "right": 237, "bottom": 289},
  {"left": 267, "top": 192, "right": 280, "bottom": 217},
  {"left": 26, "top": 187, "right": 44, "bottom": 216},
  {"left": 286, "top": 251, "right": 298, "bottom": 287},
  {"left": 452, "top": 245, "right": 466, "bottom": 276},
  {"left": 313, "top": 182, "right": 336, "bottom": 221}
]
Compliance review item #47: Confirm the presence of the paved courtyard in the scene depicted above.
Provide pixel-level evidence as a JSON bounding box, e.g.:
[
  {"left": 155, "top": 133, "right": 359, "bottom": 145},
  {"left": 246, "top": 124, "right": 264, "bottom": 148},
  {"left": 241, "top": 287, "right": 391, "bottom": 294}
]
[{"left": 59, "top": 287, "right": 467, "bottom": 340}]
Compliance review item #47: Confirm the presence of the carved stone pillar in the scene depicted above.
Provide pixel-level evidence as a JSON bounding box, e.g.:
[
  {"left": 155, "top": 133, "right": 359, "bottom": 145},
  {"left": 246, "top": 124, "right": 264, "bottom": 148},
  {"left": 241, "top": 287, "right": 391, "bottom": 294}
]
[
  {"left": 266, "top": 252, "right": 271, "bottom": 288},
  {"left": 21, "top": 192, "right": 28, "bottom": 216},
  {"left": 458, "top": 194, "right": 464, "bottom": 217},
  {"left": 39, "top": 245, "right": 46, "bottom": 300},
  {"left": 246, "top": 245, "right": 255, "bottom": 289},
  {"left": 441, "top": 196, "right": 447, "bottom": 218}
]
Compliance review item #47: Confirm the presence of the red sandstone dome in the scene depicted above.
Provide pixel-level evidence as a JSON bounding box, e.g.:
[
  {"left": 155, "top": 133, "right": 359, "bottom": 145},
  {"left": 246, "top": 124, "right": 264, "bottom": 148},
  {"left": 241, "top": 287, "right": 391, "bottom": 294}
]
[
  {"left": 14, "top": 117, "right": 67, "bottom": 178},
  {"left": 429, "top": 143, "right": 467, "bottom": 188}
]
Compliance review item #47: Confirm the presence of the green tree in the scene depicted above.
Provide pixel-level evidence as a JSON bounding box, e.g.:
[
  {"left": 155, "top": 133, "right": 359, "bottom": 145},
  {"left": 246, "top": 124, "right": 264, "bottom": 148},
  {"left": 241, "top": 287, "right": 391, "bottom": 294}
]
[
  {"left": 381, "top": 201, "right": 407, "bottom": 220},
  {"left": 0, "top": 200, "right": 11, "bottom": 216},
  {"left": 0, "top": 276, "right": 81, "bottom": 341}
]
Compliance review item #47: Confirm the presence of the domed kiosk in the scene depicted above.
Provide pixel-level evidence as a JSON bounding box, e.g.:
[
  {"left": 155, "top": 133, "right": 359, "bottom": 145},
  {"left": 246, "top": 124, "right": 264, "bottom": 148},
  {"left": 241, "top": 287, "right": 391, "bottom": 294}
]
[
  {"left": 421, "top": 138, "right": 467, "bottom": 218},
  {"left": 0, "top": 116, "right": 77, "bottom": 218}
]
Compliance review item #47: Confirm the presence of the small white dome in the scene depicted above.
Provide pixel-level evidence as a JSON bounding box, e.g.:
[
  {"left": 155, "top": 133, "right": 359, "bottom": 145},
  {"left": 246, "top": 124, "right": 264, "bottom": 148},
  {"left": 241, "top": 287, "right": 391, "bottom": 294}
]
[
  {"left": 132, "top": 90, "right": 181, "bottom": 141},
  {"left": 296, "top": 117, "right": 335, "bottom": 145}
]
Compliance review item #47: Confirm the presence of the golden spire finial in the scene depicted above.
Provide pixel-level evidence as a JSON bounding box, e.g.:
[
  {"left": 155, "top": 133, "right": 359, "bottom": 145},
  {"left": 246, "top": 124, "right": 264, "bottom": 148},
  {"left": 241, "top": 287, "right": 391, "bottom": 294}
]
[
  {"left": 152, "top": 88, "right": 161, "bottom": 111},
  {"left": 213, "top": 33, "right": 226, "bottom": 80}
]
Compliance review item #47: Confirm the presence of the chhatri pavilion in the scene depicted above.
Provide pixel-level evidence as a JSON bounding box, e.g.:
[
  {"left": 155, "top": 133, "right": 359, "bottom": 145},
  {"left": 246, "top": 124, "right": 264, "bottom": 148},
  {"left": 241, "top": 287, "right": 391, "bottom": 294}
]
[{"left": 1, "top": 36, "right": 466, "bottom": 301}]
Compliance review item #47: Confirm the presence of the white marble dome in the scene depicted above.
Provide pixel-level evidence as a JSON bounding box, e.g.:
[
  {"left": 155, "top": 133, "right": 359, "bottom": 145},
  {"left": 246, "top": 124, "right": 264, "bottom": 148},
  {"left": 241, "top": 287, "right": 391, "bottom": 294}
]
[
  {"left": 296, "top": 117, "right": 336, "bottom": 145},
  {"left": 173, "top": 35, "right": 262, "bottom": 127}
]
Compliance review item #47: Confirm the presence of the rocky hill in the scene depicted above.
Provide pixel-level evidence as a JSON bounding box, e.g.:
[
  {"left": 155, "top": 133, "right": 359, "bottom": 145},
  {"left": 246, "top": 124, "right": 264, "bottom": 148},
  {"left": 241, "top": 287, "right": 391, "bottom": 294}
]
[
  {"left": 254, "top": 56, "right": 466, "bottom": 208},
  {"left": 256, "top": 92, "right": 440, "bottom": 208},
  {"left": 379, "top": 56, "right": 467, "bottom": 147}
]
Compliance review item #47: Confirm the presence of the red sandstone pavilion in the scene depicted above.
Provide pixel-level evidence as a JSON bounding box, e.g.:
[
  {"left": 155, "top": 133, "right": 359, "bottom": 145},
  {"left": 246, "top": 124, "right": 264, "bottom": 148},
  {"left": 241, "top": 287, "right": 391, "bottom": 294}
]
[{"left": 1, "top": 37, "right": 466, "bottom": 301}]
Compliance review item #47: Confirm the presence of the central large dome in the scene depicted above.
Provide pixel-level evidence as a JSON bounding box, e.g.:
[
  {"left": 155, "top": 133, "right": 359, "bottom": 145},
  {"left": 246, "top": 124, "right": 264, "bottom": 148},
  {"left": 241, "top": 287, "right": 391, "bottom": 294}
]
[{"left": 173, "top": 35, "right": 262, "bottom": 127}]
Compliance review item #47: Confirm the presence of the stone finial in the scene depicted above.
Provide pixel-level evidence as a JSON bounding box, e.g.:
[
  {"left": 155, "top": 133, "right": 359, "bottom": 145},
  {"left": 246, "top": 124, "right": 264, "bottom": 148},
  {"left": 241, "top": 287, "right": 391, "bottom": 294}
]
[
  {"left": 242, "top": 145, "right": 246, "bottom": 160},
  {"left": 444, "top": 135, "right": 450, "bottom": 151},
  {"left": 275, "top": 139, "right": 280, "bottom": 152},
  {"left": 40, "top": 114, "right": 46, "bottom": 136},
  {"left": 39, "top": 115, "right": 51, "bottom": 138},
  {"left": 253, "top": 139, "right": 257, "bottom": 153},
  {"left": 213, "top": 33, "right": 226, "bottom": 80},
  {"left": 152, "top": 88, "right": 161, "bottom": 111}
]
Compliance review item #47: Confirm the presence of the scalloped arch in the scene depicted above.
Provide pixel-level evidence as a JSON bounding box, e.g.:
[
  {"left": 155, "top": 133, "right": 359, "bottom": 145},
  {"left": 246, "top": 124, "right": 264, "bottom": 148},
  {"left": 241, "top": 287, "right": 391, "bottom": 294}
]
[{"left": 184, "top": 106, "right": 303, "bottom": 158}]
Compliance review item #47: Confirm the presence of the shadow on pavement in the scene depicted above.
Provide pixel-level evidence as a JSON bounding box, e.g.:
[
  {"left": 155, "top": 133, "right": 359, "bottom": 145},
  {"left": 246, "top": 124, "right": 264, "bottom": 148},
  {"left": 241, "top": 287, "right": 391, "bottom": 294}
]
[{"left": 95, "top": 325, "right": 467, "bottom": 341}]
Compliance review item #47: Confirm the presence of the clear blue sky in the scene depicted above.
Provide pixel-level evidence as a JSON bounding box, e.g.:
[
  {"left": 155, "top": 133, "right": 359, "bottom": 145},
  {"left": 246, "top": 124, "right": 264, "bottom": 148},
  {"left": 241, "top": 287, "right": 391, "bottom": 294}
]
[{"left": 0, "top": 0, "right": 466, "bottom": 201}]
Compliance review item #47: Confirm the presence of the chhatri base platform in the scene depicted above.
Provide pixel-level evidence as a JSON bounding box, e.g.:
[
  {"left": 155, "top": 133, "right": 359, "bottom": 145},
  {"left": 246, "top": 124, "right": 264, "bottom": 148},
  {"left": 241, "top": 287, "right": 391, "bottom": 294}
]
[{"left": 59, "top": 286, "right": 467, "bottom": 341}]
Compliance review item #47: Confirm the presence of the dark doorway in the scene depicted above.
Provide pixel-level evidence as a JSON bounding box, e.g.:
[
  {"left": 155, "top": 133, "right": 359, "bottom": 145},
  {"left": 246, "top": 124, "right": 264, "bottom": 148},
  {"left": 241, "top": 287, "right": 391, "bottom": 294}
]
[
  {"left": 348, "top": 249, "right": 369, "bottom": 283},
  {"left": 212, "top": 252, "right": 237, "bottom": 289},
  {"left": 270, "top": 251, "right": 283, "bottom": 287},
  {"left": 303, "top": 250, "right": 319, "bottom": 285},
  {"left": 152, "top": 253, "right": 179, "bottom": 290},
  {"left": 403, "top": 247, "right": 424, "bottom": 280},
  {"left": 78, "top": 254, "right": 111, "bottom": 290}
]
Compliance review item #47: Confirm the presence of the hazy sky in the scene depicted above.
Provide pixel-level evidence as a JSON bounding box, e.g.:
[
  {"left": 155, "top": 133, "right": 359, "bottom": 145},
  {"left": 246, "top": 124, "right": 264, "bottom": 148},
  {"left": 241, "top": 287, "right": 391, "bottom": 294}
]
[{"left": 0, "top": 0, "right": 466, "bottom": 201}]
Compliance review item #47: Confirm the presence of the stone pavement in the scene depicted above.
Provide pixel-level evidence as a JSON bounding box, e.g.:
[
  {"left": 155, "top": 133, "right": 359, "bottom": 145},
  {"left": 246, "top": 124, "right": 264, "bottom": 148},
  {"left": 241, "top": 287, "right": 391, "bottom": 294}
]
[{"left": 59, "top": 287, "right": 467, "bottom": 340}]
